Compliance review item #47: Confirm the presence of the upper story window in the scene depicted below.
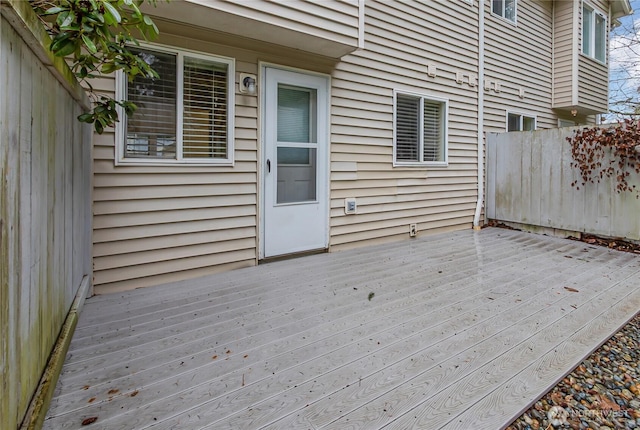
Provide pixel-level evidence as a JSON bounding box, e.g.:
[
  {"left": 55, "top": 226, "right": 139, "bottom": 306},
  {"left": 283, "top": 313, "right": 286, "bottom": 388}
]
[
  {"left": 507, "top": 112, "right": 536, "bottom": 131},
  {"left": 492, "top": 0, "right": 516, "bottom": 23},
  {"left": 582, "top": 3, "right": 607, "bottom": 63},
  {"left": 394, "top": 90, "right": 448, "bottom": 166},
  {"left": 116, "top": 45, "right": 235, "bottom": 165}
]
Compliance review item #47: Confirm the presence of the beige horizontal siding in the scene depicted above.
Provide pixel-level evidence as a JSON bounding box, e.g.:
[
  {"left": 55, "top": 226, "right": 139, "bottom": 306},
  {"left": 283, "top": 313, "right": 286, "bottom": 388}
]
[
  {"left": 484, "top": 0, "right": 558, "bottom": 132},
  {"left": 93, "top": 216, "right": 256, "bottom": 244},
  {"left": 327, "top": 0, "right": 480, "bottom": 249},
  {"left": 186, "top": 0, "right": 360, "bottom": 43},
  {"left": 145, "top": 0, "right": 360, "bottom": 59},
  {"left": 578, "top": 56, "right": 609, "bottom": 113},
  {"left": 94, "top": 250, "right": 257, "bottom": 290},
  {"left": 93, "top": 205, "right": 256, "bottom": 230},
  {"left": 93, "top": 227, "right": 256, "bottom": 257},
  {"left": 553, "top": 0, "right": 577, "bottom": 108},
  {"left": 579, "top": 0, "right": 611, "bottom": 114},
  {"left": 330, "top": 214, "right": 475, "bottom": 247}
]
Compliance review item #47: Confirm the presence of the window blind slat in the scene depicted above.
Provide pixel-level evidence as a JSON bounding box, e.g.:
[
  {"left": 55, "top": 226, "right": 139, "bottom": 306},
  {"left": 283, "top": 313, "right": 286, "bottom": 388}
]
[
  {"left": 423, "top": 100, "right": 441, "bottom": 162},
  {"left": 125, "top": 48, "right": 177, "bottom": 158},
  {"left": 395, "top": 94, "right": 420, "bottom": 161},
  {"left": 183, "top": 57, "right": 228, "bottom": 159}
]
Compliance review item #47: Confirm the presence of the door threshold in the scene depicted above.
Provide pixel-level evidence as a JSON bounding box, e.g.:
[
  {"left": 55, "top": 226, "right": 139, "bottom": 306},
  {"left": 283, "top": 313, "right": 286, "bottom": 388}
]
[{"left": 260, "top": 248, "right": 327, "bottom": 264}]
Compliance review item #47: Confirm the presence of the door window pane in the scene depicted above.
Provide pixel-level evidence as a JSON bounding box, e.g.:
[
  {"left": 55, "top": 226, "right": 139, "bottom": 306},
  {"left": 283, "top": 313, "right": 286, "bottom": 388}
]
[
  {"left": 277, "top": 147, "right": 317, "bottom": 204},
  {"left": 277, "top": 147, "right": 310, "bottom": 165},
  {"left": 277, "top": 86, "right": 317, "bottom": 143}
]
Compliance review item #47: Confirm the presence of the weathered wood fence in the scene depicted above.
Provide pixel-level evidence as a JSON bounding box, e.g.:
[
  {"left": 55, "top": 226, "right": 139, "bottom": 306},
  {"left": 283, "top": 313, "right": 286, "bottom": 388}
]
[
  {"left": 486, "top": 127, "right": 640, "bottom": 241},
  {"left": 1, "top": 2, "right": 92, "bottom": 428}
]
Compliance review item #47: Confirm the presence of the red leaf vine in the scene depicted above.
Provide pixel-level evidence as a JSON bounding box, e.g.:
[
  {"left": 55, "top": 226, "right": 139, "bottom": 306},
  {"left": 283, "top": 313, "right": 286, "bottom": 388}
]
[{"left": 567, "top": 119, "right": 640, "bottom": 198}]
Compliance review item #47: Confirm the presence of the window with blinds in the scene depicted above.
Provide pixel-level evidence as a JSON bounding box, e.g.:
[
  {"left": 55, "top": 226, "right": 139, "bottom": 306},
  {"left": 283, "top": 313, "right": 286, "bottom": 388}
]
[
  {"left": 394, "top": 92, "right": 447, "bottom": 166},
  {"left": 126, "top": 49, "right": 177, "bottom": 158},
  {"left": 120, "top": 46, "right": 234, "bottom": 164}
]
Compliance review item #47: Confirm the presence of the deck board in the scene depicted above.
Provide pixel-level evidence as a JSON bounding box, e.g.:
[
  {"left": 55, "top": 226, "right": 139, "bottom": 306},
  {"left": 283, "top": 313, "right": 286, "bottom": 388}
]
[{"left": 44, "top": 228, "right": 640, "bottom": 430}]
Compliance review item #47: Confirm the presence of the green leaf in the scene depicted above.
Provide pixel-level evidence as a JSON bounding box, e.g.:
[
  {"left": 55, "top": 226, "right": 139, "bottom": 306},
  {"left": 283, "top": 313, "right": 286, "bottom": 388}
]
[
  {"left": 94, "top": 120, "right": 104, "bottom": 134},
  {"left": 148, "top": 21, "right": 159, "bottom": 38},
  {"left": 82, "top": 34, "right": 98, "bottom": 53},
  {"left": 60, "top": 10, "right": 75, "bottom": 28},
  {"left": 101, "top": 62, "right": 116, "bottom": 74},
  {"left": 78, "top": 113, "right": 94, "bottom": 123},
  {"left": 51, "top": 37, "right": 77, "bottom": 57},
  {"left": 44, "top": 6, "right": 66, "bottom": 15},
  {"left": 129, "top": 2, "right": 141, "bottom": 15},
  {"left": 56, "top": 10, "right": 68, "bottom": 26},
  {"left": 102, "top": 1, "right": 122, "bottom": 24},
  {"left": 91, "top": 12, "right": 106, "bottom": 24}
]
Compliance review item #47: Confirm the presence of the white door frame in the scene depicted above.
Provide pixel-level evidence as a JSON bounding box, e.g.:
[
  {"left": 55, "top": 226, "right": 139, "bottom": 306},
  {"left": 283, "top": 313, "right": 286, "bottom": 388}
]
[{"left": 258, "top": 63, "right": 331, "bottom": 259}]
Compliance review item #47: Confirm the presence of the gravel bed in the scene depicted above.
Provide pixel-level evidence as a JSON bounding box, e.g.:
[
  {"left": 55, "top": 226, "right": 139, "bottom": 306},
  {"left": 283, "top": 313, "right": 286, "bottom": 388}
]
[{"left": 507, "top": 313, "right": 640, "bottom": 430}]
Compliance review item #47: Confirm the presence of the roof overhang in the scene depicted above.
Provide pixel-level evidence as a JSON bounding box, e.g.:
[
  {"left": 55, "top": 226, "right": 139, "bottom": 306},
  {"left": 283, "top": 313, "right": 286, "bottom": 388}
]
[
  {"left": 611, "top": 0, "right": 633, "bottom": 20},
  {"left": 141, "top": 1, "right": 360, "bottom": 59}
]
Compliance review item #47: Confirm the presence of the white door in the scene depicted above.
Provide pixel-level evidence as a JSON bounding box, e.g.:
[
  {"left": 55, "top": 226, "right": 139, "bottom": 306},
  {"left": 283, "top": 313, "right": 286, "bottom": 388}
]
[{"left": 262, "top": 67, "right": 329, "bottom": 257}]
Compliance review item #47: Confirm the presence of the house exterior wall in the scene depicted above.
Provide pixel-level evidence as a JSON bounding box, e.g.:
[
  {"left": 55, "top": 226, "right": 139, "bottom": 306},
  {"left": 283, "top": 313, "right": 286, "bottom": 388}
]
[
  {"left": 577, "top": 0, "right": 611, "bottom": 113},
  {"left": 553, "top": 0, "right": 611, "bottom": 115},
  {"left": 578, "top": 57, "right": 609, "bottom": 113},
  {"left": 483, "top": 0, "right": 555, "bottom": 131},
  {"left": 91, "top": 0, "right": 621, "bottom": 294},
  {"left": 553, "top": 0, "right": 578, "bottom": 109},
  {"left": 328, "top": 0, "right": 480, "bottom": 249}
]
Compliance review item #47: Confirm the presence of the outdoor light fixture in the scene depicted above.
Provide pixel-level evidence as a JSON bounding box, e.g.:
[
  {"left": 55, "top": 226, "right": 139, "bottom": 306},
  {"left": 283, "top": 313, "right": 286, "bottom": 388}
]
[
  {"left": 239, "top": 73, "right": 257, "bottom": 95},
  {"left": 571, "top": 109, "right": 578, "bottom": 117}
]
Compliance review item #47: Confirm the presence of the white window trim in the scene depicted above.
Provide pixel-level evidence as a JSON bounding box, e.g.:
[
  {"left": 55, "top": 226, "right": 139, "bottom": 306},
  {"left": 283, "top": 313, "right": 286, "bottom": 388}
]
[
  {"left": 393, "top": 89, "right": 449, "bottom": 167},
  {"left": 115, "top": 43, "right": 236, "bottom": 166},
  {"left": 506, "top": 111, "right": 537, "bottom": 132},
  {"left": 581, "top": 1, "right": 607, "bottom": 64},
  {"left": 490, "top": 0, "right": 517, "bottom": 25}
]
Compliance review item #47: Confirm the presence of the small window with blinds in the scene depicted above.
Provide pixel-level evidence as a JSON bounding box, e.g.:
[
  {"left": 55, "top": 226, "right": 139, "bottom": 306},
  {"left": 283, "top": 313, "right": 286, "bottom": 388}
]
[
  {"left": 393, "top": 91, "right": 448, "bottom": 166},
  {"left": 117, "top": 45, "right": 235, "bottom": 165}
]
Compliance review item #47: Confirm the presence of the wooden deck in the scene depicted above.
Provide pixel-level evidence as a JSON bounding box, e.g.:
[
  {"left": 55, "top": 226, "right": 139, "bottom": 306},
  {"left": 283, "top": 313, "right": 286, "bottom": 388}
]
[{"left": 44, "top": 228, "right": 640, "bottom": 430}]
